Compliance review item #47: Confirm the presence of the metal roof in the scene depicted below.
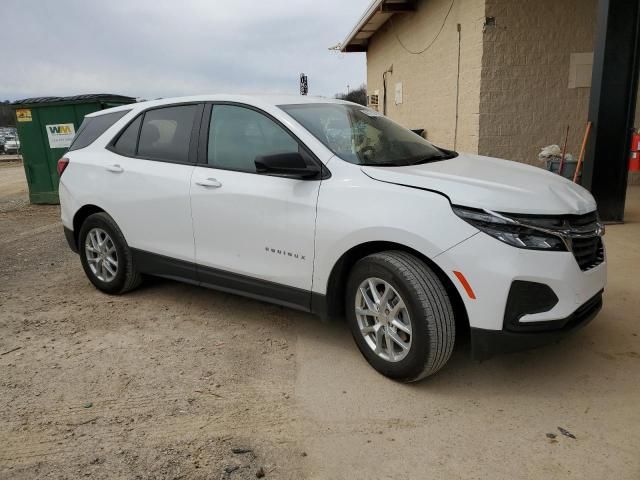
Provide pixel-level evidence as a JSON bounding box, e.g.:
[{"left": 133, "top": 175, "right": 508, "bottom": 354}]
[
  {"left": 340, "top": 0, "right": 415, "bottom": 52},
  {"left": 12, "top": 94, "right": 136, "bottom": 106}
]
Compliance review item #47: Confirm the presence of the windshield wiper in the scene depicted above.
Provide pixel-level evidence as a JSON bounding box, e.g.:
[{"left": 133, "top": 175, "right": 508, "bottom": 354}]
[
  {"left": 411, "top": 151, "right": 458, "bottom": 165},
  {"left": 359, "top": 161, "right": 402, "bottom": 167}
]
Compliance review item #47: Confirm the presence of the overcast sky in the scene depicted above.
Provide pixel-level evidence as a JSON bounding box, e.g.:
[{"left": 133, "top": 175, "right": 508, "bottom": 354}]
[{"left": 2, "top": 0, "right": 369, "bottom": 101}]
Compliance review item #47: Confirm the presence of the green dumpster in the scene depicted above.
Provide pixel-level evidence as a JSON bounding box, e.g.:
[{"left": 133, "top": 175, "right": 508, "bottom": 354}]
[{"left": 12, "top": 94, "right": 136, "bottom": 204}]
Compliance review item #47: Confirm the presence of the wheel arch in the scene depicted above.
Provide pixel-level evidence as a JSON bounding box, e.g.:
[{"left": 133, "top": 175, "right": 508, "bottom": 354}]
[
  {"left": 72, "top": 204, "right": 107, "bottom": 248},
  {"left": 317, "top": 241, "right": 469, "bottom": 335}
]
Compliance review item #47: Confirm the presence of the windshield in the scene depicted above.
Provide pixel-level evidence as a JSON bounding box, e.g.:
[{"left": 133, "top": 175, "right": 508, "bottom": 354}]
[{"left": 279, "top": 103, "right": 456, "bottom": 166}]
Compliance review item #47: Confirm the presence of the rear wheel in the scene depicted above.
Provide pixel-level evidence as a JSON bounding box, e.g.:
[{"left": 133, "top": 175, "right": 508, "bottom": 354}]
[
  {"left": 346, "top": 251, "right": 455, "bottom": 382},
  {"left": 78, "top": 212, "right": 141, "bottom": 294}
]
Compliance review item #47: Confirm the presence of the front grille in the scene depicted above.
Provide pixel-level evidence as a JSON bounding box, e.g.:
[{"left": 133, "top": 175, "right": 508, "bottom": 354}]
[
  {"left": 566, "top": 211, "right": 598, "bottom": 227},
  {"left": 509, "top": 210, "right": 605, "bottom": 271},
  {"left": 572, "top": 236, "right": 604, "bottom": 271},
  {"left": 565, "top": 212, "right": 604, "bottom": 271}
]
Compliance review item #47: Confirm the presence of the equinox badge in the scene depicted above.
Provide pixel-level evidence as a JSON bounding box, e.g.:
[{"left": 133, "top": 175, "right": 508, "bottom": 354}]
[{"left": 265, "top": 247, "right": 306, "bottom": 261}]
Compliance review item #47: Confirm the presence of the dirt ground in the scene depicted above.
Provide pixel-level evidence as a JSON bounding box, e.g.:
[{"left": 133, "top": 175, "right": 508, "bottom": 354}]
[{"left": 1, "top": 161, "right": 639, "bottom": 479}]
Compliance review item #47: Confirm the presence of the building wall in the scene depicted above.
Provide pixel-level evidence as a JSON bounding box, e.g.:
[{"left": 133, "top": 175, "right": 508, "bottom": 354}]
[
  {"left": 479, "top": 0, "right": 598, "bottom": 164},
  {"left": 366, "top": 0, "right": 486, "bottom": 154}
]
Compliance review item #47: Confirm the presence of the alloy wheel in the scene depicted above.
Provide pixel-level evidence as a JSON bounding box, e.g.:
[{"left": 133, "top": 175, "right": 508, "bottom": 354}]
[
  {"left": 355, "top": 277, "right": 412, "bottom": 362},
  {"left": 85, "top": 228, "right": 118, "bottom": 282}
]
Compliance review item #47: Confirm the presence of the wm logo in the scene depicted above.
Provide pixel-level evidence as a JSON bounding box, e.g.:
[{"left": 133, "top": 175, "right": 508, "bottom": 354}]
[{"left": 48, "top": 125, "right": 73, "bottom": 135}]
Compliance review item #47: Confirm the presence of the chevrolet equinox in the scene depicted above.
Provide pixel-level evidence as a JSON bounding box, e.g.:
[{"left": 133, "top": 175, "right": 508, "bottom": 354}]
[{"left": 59, "top": 95, "right": 606, "bottom": 381}]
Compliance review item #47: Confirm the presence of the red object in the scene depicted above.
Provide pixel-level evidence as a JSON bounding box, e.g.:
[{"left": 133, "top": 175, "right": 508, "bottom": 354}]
[
  {"left": 57, "top": 157, "right": 69, "bottom": 176},
  {"left": 630, "top": 131, "right": 640, "bottom": 172},
  {"left": 453, "top": 270, "right": 476, "bottom": 300}
]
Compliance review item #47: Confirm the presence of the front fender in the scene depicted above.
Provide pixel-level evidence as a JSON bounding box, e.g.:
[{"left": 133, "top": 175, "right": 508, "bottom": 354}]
[{"left": 312, "top": 170, "right": 477, "bottom": 295}]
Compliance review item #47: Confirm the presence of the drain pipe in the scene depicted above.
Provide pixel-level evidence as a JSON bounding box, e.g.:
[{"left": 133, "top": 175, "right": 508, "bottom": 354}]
[{"left": 382, "top": 65, "right": 393, "bottom": 115}]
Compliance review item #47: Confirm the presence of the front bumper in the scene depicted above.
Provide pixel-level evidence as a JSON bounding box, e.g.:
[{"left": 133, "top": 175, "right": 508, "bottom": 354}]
[
  {"left": 434, "top": 229, "right": 607, "bottom": 357},
  {"left": 470, "top": 290, "right": 603, "bottom": 360}
]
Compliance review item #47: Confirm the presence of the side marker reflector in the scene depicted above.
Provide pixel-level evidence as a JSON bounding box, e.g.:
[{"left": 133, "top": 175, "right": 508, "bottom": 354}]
[{"left": 453, "top": 271, "right": 476, "bottom": 300}]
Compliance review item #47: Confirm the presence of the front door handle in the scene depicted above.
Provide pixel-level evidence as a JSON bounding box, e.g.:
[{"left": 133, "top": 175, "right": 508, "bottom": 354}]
[
  {"left": 106, "top": 164, "right": 124, "bottom": 173},
  {"left": 195, "top": 178, "right": 222, "bottom": 188}
]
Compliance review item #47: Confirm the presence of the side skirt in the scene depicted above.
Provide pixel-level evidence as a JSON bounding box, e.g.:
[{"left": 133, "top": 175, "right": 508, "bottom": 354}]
[{"left": 131, "top": 249, "right": 325, "bottom": 314}]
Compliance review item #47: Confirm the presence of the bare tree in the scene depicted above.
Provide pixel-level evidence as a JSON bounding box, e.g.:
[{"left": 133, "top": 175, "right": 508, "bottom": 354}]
[
  {"left": 0, "top": 101, "right": 16, "bottom": 127},
  {"left": 335, "top": 84, "right": 367, "bottom": 106}
]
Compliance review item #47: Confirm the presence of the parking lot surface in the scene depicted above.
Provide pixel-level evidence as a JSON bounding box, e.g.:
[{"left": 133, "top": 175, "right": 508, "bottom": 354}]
[{"left": 1, "top": 161, "right": 639, "bottom": 479}]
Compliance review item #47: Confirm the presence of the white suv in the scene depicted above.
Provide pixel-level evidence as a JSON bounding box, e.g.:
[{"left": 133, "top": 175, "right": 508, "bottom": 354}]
[
  {"left": 59, "top": 95, "right": 606, "bottom": 381},
  {"left": 4, "top": 136, "right": 20, "bottom": 154}
]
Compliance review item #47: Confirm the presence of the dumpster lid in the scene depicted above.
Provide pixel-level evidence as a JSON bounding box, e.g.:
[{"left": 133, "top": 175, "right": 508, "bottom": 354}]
[{"left": 12, "top": 94, "right": 136, "bottom": 107}]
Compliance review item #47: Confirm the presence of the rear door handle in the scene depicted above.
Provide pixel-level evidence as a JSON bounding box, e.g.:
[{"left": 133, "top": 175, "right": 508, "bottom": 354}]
[
  {"left": 106, "top": 164, "right": 124, "bottom": 173},
  {"left": 195, "top": 178, "right": 222, "bottom": 188}
]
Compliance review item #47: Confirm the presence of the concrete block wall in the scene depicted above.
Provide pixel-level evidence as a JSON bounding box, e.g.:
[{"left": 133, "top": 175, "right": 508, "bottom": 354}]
[
  {"left": 479, "top": 0, "right": 598, "bottom": 164},
  {"left": 364, "top": 0, "right": 640, "bottom": 176},
  {"left": 366, "top": 0, "right": 486, "bottom": 154}
]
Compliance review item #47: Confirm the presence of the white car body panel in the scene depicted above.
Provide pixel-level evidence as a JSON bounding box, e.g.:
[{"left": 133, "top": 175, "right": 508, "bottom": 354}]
[
  {"left": 312, "top": 157, "right": 478, "bottom": 295},
  {"left": 59, "top": 181, "right": 79, "bottom": 230},
  {"left": 62, "top": 148, "right": 196, "bottom": 261},
  {"left": 61, "top": 109, "right": 197, "bottom": 262},
  {"left": 191, "top": 166, "right": 319, "bottom": 290},
  {"left": 97, "top": 152, "right": 195, "bottom": 262},
  {"left": 362, "top": 153, "right": 597, "bottom": 215}
]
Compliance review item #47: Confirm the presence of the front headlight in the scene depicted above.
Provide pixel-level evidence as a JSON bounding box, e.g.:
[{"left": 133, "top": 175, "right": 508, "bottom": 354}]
[{"left": 452, "top": 206, "right": 566, "bottom": 251}]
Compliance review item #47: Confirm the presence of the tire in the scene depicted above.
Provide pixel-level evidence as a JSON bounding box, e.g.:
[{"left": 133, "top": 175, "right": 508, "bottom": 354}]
[
  {"left": 346, "top": 251, "right": 455, "bottom": 382},
  {"left": 78, "top": 212, "right": 142, "bottom": 294}
]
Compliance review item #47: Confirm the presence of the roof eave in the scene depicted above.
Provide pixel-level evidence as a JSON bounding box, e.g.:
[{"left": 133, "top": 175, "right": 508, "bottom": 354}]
[{"left": 339, "top": 0, "right": 416, "bottom": 52}]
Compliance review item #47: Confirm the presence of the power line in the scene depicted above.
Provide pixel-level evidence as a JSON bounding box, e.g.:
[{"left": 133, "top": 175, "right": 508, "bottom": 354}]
[{"left": 390, "top": 0, "right": 455, "bottom": 55}]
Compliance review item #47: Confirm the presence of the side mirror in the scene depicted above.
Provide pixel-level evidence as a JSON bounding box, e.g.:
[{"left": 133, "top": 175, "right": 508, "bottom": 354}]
[{"left": 254, "top": 152, "right": 321, "bottom": 179}]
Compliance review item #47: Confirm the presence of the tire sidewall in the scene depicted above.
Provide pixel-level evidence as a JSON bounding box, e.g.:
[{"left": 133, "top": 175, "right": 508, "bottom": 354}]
[
  {"left": 346, "top": 257, "right": 434, "bottom": 381},
  {"left": 78, "top": 214, "right": 128, "bottom": 294}
]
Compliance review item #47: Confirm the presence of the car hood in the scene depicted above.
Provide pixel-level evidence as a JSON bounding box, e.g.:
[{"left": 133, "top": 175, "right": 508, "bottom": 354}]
[{"left": 361, "top": 153, "right": 597, "bottom": 215}]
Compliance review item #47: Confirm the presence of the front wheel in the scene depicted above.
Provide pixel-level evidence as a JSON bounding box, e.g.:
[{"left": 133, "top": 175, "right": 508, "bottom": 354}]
[{"left": 346, "top": 251, "right": 455, "bottom": 382}]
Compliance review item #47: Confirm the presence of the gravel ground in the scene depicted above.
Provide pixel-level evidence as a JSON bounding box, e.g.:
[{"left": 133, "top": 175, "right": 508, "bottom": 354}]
[
  {"left": 0, "top": 163, "right": 304, "bottom": 479},
  {"left": 1, "top": 162, "right": 639, "bottom": 479}
]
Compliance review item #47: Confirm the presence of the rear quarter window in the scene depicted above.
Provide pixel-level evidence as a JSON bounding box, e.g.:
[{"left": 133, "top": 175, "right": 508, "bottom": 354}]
[
  {"left": 112, "top": 115, "right": 142, "bottom": 156},
  {"left": 68, "top": 110, "right": 130, "bottom": 151}
]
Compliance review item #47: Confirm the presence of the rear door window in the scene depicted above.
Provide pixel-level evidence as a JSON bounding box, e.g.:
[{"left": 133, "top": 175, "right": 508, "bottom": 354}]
[
  {"left": 137, "top": 105, "right": 198, "bottom": 162},
  {"left": 68, "top": 110, "right": 129, "bottom": 151}
]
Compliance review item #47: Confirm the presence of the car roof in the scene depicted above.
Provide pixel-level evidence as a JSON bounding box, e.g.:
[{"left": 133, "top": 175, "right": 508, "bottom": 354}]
[{"left": 85, "top": 94, "right": 355, "bottom": 118}]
